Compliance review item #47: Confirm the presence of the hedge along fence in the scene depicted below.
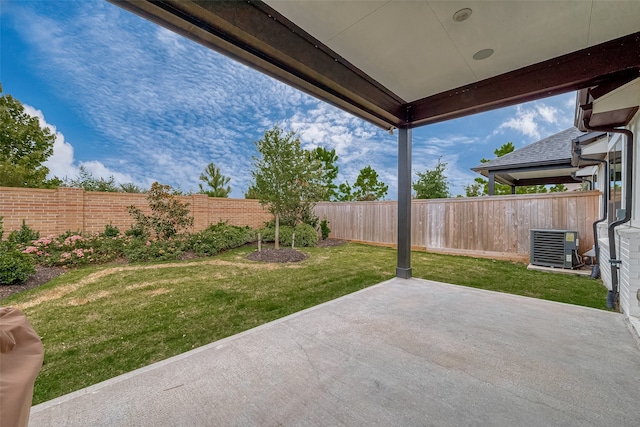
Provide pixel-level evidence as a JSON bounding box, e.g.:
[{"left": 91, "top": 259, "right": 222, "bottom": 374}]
[
  {"left": 0, "top": 186, "right": 272, "bottom": 237},
  {"left": 315, "top": 191, "right": 601, "bottom": 262}
]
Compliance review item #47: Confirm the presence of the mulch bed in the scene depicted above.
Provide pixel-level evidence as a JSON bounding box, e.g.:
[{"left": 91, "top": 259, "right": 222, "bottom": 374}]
[
  {"left": 0, "top": 266, "right": 66, "bottom": 301},
  {"left": 245, "top": 239, "right": 347, "bottom": 263},
  {"left": 246, "top": 248, "right": 308, "bottom": 263}
]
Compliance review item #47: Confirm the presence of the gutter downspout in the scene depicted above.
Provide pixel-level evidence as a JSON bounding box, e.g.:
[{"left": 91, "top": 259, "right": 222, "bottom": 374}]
[
  {"left": 582, "top": 122, "right": 634, "bottom": 309},
  {"left": 572, "top": 139, "right": 608, "bottom": 279},
  {"left": 570, "top": 171, "right": 592, "bottom": 190}
]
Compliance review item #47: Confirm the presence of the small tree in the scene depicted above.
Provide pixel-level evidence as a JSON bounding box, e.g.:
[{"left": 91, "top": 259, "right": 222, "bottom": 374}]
[
  {"left": 413, "top": 160, "right": 450, "bottom": 199},
  {"left": 127, "top": 182, "right": 194, "bottom": 240},
  {"left": 464, "top": 182, "right": 483, "bottom": 197},
  {"left": 550, "top": 183, "right": 568, "bottom": 192},
  {"left": 244, "top": 184, "right": 260, "bottom": 199},
  {"left": 251, "top": 125, "right": 323, "bottom": 249},
  {"left": 352, "top": 166, "right": 388, "bottom": 201},
  {"left": 198, "top": 162, "right": 231, "bottom": 197},
  {"left": 337, "top": 181, "right": 354, "bottom": 202},
  {"left": 120, "top": 182, "right": 146, "bottom": 193},
  {"left": 63, "top": 166, "right": 120, "bottom": 192}
]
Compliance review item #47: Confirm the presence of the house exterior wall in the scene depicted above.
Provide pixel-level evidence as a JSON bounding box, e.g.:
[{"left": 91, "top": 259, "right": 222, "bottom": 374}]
[
  {"left": 618, "top": 111, "right": 640, "bottom": 316},
  {"left": 597, "top": 110, "right": 640, "bottom": 317}
]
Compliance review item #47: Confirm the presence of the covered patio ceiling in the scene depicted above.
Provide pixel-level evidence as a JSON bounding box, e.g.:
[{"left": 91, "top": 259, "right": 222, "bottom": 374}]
[{"left": 110, "top": 0, "right": 640, "bottom": 131}]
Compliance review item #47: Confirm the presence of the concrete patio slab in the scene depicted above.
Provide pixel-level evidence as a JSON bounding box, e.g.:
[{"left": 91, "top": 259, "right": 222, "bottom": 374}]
[{"left": 30, "top": 278, "right": 640, "bottom": 426}]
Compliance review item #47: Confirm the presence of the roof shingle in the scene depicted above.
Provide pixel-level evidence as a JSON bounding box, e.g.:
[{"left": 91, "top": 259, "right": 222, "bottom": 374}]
[{"left": 472, "top": 127, "right": 584, "bottom": 172}]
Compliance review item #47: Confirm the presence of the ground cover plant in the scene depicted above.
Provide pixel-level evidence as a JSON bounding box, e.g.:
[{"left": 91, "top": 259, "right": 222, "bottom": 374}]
[{"left": 1, "top": 243, "right": 607, "bottom": 405}]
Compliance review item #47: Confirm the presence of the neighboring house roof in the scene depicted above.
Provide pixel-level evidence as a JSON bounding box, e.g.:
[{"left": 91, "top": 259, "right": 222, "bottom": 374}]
[
  {"left": 472, "top": 127, "right": 583, "bottom": 172},
  {"left": 471, "top": 127, "right": 586, "bottom": 187}
]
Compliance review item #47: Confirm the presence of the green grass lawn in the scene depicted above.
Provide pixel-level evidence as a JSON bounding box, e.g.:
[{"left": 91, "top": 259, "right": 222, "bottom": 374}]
[{"left": 2, "top": 243, "right": 607, "bottom": 404}]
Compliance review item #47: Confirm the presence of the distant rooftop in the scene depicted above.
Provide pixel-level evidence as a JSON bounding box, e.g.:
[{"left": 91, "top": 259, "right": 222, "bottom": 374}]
[{"left": 472, "top": 127, "right": 584, "bottom": 172}]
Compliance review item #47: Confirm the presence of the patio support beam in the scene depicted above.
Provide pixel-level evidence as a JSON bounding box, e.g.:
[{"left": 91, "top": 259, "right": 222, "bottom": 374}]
[
  {"left": 511, "top": 186, "right": 516, "bottom": 195},
  {"left": 488, "top": 172, "right": 496, "bottom": 196},
  {"left": 396, "top": 127, "right": 412, "bottom": 279}
]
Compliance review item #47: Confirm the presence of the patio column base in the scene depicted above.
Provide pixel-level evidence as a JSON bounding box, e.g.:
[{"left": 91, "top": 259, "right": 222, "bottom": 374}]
[{"left": 396, "top": 267, "right": 412, "bottom": 279}]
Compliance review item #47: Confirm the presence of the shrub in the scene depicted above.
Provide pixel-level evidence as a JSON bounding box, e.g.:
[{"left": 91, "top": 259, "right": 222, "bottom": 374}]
[
  {"left": 127, "top": 182, "right": 194, "bottom": 240},
  {"left": 258, "top": 223, "right": 317, "bottom": 247},
  {"left": 27, "top": 233, "right": 94, "bottom": 267},
  {"left": 0, "top": 216, "right": 4, "bottom": 240},
  {"left": 8, "top": 219, "right": 40, "bottom": 245},
  {"left": 21, "top": 232, "right": 127, "bottom": 267},
  {"left": 85, "top": 234, "right": 125, "bottom": 264},
  {"left": 0, "top": 242, "right": 35, "bottom": 285},
  {"left": 125, "top": 223, "right": 148, "bottom": 239},
  {"left": 292, "top": 223, "right": 318, "bottom": 247},
  {"left": 320, "top": 219, "right": 331, "bottom": 240},
  {"left": 189, "top": 222, "right": 256, "bottom": 256},
  {"left": 123, "top": 237, "right": 186, "bottom": 263},
  {"left": 258, "top": 225, "right": 290, "bottom": 244},
  {"left": 102, "top": 223, "right": 120, "bottom": 238}
]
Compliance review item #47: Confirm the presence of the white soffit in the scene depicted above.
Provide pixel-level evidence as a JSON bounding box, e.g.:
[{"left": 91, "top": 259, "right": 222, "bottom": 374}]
[
  {"left": 266, "top": 0, "right": 640, "bottom": 102},
  {"left": 576, "top": 165, "right": 599, "bottom": 177},
  {"left": 511, "top": 168, "right": 577, "bottom": 180},
  {"left": 593, "top": 78, "right": 640, "bottom": 114},
  {"left": 582, "top": 137, "right": 609, "bottom": 156}
]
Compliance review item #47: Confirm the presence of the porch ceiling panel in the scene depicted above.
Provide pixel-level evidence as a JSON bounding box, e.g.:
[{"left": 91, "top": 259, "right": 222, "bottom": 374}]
[
  {"left": 110, "top": 0, "right": 640, "bottom": 130},
  {"left": 494, "top": 167, "right": 579, "bottom": 187}
]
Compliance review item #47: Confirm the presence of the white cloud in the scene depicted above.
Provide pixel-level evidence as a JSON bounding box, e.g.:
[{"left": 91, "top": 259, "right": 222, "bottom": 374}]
[
  {"left": 536, "top": 105, "right": 559, "bottom": 124},
  {"left": 79, "top": 160, "right": 135, "bottom": 184},
  {"left": 495, "top": 96, "right": 576, "bottom": 142},
  {"left": 497, "top": 105, "right": 541, "bottom": 139},
  {"left": 22, "top": 104, "right": 79, "bottom": 180},
  {"left": 22, "top": 104, "right": 137, "bottom": 185}
]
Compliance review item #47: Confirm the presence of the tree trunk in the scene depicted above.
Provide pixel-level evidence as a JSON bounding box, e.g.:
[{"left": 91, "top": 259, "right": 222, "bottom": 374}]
[{"left": 275, "top": 213, "right": 280, "bottom": 249}]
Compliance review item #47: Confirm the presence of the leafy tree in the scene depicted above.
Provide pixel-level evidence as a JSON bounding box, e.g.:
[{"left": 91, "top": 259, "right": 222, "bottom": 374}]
[
  {"left": 251, "top": 125, "right": 323, "bottom": 249},
  {"left": 337, "top": 181, "right": 354, "bottom": 202},
  {"left": 198, "top": 162, "right": 231, "bottom": 197},
  {"left": 63, "top": 166, "right": 120, "bottom": 192},
  {"left": 464, "top": 182, "right": 483, "bottom": 197},
  {"left": 127, "top": 182, "right": 194, "bottom": 240},
  {"left": 120, "top": 182, "right": 146, "bottom": 193},
  {"left": 550, "top": 184, "right": 568, "bottom": 192},
  {"left": 470, "top": 143, "right": 514, "bottom": 196},
  {"left": 244, "top": 184, "right": 260, "bottom": 199},
  {"left": 308, "top": 147, "right": 339, "bottom": 200},
  {"left": 492, "top": 142, "right": 516, "bottom": 159},
  {"left": 0, "top": 85, "right": 59, "bottom": 188},
  {"left": 413, "top": 160, "right": 450, "bottom": 199},
  {"left": 351, "top": 166, "right": 388, "bottom": 201}
]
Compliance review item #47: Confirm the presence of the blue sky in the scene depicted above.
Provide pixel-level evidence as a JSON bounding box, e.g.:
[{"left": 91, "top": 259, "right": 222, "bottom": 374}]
[{"left": 1, "top": 0, "right": 577, "bottom": 198}]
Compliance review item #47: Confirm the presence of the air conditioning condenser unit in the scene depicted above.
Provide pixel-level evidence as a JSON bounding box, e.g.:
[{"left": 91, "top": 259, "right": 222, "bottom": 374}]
[{"left": 530, "top": 229, "right": 579, "bottom": 269}]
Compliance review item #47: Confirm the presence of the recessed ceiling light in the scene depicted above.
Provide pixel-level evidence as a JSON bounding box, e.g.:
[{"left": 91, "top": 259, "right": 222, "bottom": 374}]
[
  {"left": 473, "top": 48, "right": 494, "bottom": 60},
  {"left": 453, "top": 8, "right": 472, "bottom": 22}
]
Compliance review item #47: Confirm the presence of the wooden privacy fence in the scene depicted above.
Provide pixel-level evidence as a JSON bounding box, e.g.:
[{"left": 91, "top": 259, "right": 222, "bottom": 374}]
[
  {"left": 315, "top": 191, "right": 601, "bottom": 262},
  {"left": 0, "top": 186, "right": 272, "bottom": 236}
]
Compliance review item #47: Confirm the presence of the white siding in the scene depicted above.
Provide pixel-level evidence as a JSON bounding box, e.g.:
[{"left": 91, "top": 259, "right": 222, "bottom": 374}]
[{"left": 618, "top": 111, "right": 640, "bottom": 317}]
